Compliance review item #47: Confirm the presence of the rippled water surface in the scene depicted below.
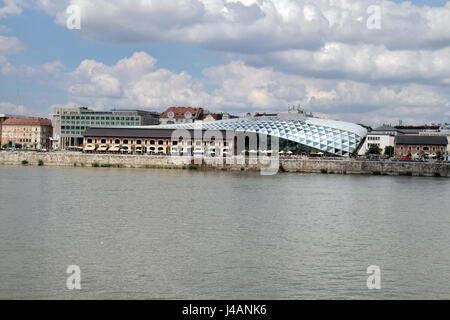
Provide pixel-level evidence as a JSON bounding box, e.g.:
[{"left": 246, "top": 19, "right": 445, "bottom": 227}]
[{"left": 0, "top": 166, "right": 449, "bottom": 299}]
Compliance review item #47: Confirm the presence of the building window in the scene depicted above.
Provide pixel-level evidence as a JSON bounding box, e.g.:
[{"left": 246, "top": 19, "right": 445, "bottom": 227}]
[
  {"left": 136, "top": 140, "right": 142, "bottom": 145},
  {"left": 123, "top": 140, "right": 129, "bottom": 145},
  {"left": 150, "top": 140, "right": 155, "bottom": 145},
  {"left": 101, "top": 139, "right": 107, "bottom": 144},
  {"left": 158, "top": 140, "right": 164, "bottom": 145},
  {"left": 423, "top": 147, "right": 429, "bottom": 151},
  {"left": 115, "top": 139, "right": 120, "bottom": 144}
]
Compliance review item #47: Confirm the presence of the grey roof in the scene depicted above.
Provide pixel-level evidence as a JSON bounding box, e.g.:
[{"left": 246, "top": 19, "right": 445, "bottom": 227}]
[
  {"left": 373, "top": 125, "right": 397, "bottom": 131},
  {"left": 395, "top": 135, "right": 448, "bottom": 145},
  {"left": 83, "top": 127, "right": 177, "bottom": 138},
  {"left": 83, "top": 127, "right": 227, "bottom": 138},
  {"left": 399, "top": 129, "right": 421, "bottom": 134}
]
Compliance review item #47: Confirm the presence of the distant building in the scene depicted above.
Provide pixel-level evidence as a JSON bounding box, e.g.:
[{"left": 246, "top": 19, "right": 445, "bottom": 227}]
[
  {"left": 394, "top": 125, "right": 440, "bottom": 135},
  {"left": 198, "top": 112, "right": 239, "bottom": 122},
  {"left": 159, "top": 107, "right": 203, "bottom": 125},
  {"left": 52, "top": 107, "right": 160, "bottom": 149},
  {"left": 358, "top": 125, "right": 403, "bottom": 155},
  {"left": 1, "top": 118, "right": 53, "bottom": 150},
  {"left": 395, "top": 135, "right": 447, "bottom": 158},
  {"left": 201, "top": 113, "right": 222, "bottom": 122},
  {"left": 221, "top": 113, "right": 239, "bottom": 121},
  {"left": 0, "top": 114, "right": 28, "bottom": 144},
  {"left": 419, "top": 124, "right": 450, "bottom": 152}
]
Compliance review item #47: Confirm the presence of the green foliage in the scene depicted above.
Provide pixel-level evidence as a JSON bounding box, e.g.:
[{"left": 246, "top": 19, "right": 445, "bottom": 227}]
[
  {"left": 320, "top": 169, "right": 328, "bottom": 174},
  {"left": 366, "top": 144, "right": 382, "bottom": 155},
  {"left": 21, "top": 160, "right": 28, "bottom": 165},
  {"left": 38, "top": 159, "right": 44, "bottom": 166},
  {"left": 372, "top": 171, "right": 381, "bottom": 175},
  {"left": 189, "top": 165, "right": 199, "bottom": 170},
  {"left": 91, "top": 162, "right": 100, "bottom": 167},
  {"left": 15, "top": 143, "right": 23, "bottom": 149}
]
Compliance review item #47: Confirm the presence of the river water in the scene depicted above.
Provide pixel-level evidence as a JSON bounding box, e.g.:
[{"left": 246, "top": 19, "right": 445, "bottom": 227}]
[{"left": 0, "top": 166, "right": 449, "bottom": 299}]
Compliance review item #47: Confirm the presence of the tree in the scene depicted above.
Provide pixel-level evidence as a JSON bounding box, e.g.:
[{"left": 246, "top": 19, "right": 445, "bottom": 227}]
[
  {"left": 15, "top": 143, "right": 22, "bottom": 149},
  {"left": 366, "top": 144, "right": 382, "bottom": 155},
  {"left": 384, "top": 146, "right": 395, "bottom": 157}
]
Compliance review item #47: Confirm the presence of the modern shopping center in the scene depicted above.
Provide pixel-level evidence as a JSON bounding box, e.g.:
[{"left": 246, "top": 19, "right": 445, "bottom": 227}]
[{"left": 83, "top": 114, "right": 368, "bottom": 157}]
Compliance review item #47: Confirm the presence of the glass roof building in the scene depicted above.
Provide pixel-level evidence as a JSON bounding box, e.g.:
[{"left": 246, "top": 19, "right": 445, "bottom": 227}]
[{"left": 156, "top": 114, "right": 367, "bottom": 157}]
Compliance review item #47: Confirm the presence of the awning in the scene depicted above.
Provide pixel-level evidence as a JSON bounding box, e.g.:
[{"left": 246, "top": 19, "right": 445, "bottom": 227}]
[
  {"left": 84, "top": 144, "right": 96, "bottom": 151},
  {"left": 97, "top": 145, "right": 108, "bottom": 152},
  {"left": 109, "top": 146, "right": 120, "bottom": 152}
]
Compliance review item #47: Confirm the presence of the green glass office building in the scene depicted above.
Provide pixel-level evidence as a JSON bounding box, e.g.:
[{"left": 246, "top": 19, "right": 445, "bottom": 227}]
[{"left": 52, "top": 107, "right": 160, "bottom": 149}]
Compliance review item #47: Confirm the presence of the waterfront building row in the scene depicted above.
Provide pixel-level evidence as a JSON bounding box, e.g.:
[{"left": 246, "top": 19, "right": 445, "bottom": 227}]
[
  {"left": 82, "top": 128, "right": 235, "bottom": 156},
  {"left": 358, "top": 124, "right": 450, "bottom": 157},
  {"left": 82, "top": 112, "right": 368, "bottom": 157}
]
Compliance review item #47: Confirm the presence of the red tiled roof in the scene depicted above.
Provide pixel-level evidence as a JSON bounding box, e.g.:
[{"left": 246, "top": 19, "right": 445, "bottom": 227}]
[
  {"left": 2, "top": 118, "right": 52, "bottom": 126},
  {"left": 161, "top": 107, "right": 202, "bottom": 119},
  {"left": 202, "top": 113, "right": 220, "bottom": 120}
]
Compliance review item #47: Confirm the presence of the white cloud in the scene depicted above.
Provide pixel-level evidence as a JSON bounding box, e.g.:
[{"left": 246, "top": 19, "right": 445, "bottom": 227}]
[
  {"left": 2, "top": 1, "right": 448, "bottom": 125},
  {"left": 0, "top": 101, "right": 28, "bottom": 115},
  {"left": 243, "top": 43, "right": 450, "bottom": 85},
  {"left": 0, "top": 0, "right": 23, "bottom": 19},
  {"left": 37, "top": 0, "right": 450, "bottom": 51},
  {"left": 0, "top": 35, "right": 22, "bottom": 56},
  {"left": 58, "top": 52, "right": 449, "bottom": 125}
]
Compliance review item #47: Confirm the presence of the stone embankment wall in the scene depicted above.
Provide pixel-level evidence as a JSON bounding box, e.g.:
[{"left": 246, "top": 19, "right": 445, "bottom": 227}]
[
  {"left": 280, "top": 158, "right": 449, "bottom": 177},
  {"left": 0, "top": 151, "right": 449, "bottom": 177}
]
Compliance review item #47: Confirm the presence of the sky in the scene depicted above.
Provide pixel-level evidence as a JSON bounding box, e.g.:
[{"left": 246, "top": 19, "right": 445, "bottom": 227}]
[{"left": 0, "top": 0, "right": 449, "bottom": 126}]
